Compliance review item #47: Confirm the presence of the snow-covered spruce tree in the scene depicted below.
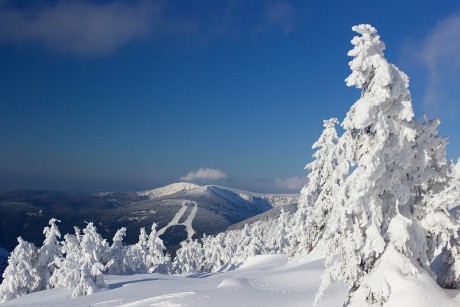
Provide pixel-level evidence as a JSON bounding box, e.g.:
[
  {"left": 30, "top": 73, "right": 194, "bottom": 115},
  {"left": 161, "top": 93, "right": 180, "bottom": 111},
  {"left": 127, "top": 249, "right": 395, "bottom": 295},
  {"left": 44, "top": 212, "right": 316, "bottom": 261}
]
[
  {"left": 71, "top": 223, "right": 107, "bottom": 297},
  {"left": 291, "top": 119, "right": 340, "bottom": 254},
  {"left": 172, "top": 239, "right": 205, "bottom": 274},
  {"left": 234, "top": 224, "right": 252, "bottom": 262},
  {"left": 222, "top": 230, "right": 237, "bottom": 266},
  {"left": 0, "top": 238, "right": 40, "bottom": 302},
  {"left": 301, "top": 118, "right": 340, "bottom": 207},
  {"left": 36, "top": 218, "right": 62, "bottom": 291},
  {"left": 440, "top": 231, "right": 460, "bottom": 289},
  {"left": 229, "top": 223, "right": 266, "bottom": 263},
  {"left": 49, "top": 227, "right": 83, "bottom": 290},
  {"left": 105, "top": 227, "right": 127, "bottom": 275},
  {"left": 414, "top": 114, "right": 454, "bottom": 264},
  {"left": 272, "top": 208, "right": 290, "bottom": 254},
  {"left": 316, "top": 24, "right": 449, "bottom": 305},
  {"left": 202, "top": 233, "right": 230, "bottom": 271},
  {"left": 146, "top": 222, "right": 167, "bottom": 273},
  {"left": 248, "top": 223, "right": 264, "bottom": 256},
  {"left": 124, "top": 227, "right": 149, "bottom": 273},
  {"left": 424, "top": 159, "right": 460, "bottom": 288},
  {"left": 105, "top": 227, "right": 126, "bottom": 275}
]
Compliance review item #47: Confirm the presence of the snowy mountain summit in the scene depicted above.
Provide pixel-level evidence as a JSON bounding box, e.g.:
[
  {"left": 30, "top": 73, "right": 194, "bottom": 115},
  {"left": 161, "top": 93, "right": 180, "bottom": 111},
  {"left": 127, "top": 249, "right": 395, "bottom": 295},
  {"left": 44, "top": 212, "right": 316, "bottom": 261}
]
[
  {"left": 139, "top": 182, "right": 202, "bottom": 198},
  {"left": 139, "top": 182, "right": 298, "bottom": 208}
]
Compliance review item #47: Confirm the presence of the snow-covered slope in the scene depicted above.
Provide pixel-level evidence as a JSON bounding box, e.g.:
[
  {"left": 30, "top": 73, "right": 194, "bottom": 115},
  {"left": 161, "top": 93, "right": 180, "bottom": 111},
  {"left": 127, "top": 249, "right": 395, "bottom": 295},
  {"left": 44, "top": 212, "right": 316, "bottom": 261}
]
[
  {"left": 3, "top": 254, "right": 345, "bottom": 307},
  {"left": 227, "top": 202, "right": 298, "bottom": 231},
  {"left": 6, "top": 252, "right": 458, "bottom": 306},
  {"left": 223, "top": 186, "right": 298, "bottom": 208}
]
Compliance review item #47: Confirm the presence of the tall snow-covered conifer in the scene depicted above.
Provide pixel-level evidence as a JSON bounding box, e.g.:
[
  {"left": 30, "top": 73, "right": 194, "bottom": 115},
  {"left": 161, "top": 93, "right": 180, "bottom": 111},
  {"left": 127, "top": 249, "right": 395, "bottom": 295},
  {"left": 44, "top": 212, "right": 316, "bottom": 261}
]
[
  {"left": 124, "top": 227, "right": 149, "bottom": 273},
  {"left": 301, "top": 118, "right": 350, "bottom": 253},
  {"left": 316, "top": 24, "right": 449, "bottom": 305},
  {"left": 49, "top": 227, "right": 82, "bottom": 290},
  {"left": 293, "top": 118, "right": 341, "bottom": 254},
  {"left": 273, "top": 208, "right": 289, "bottom": 254},
  {"left": 424, "top": 160, "right": 460, "bottom": 288},
  {"left": 105, "top": 227, "right": 127, "bottom": 275},
  {"left": 146, "top": 222, "right": 167, "bottom": 273},
  {"left": 36, "top": 218, "right": 62, "bottom": 291},
  {"left": 300, "top": 118, "right": 340, "bottom": 208},
  {"left": 71, "top": 223, "right": 107, "bottom": 297}
]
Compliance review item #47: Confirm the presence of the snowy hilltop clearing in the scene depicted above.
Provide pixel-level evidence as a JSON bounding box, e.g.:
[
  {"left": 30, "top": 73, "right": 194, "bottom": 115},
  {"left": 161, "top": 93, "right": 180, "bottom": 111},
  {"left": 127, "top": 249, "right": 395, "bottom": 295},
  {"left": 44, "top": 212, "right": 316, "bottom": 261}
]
[{"left": 3, "top": 24, "right": 460, "bottom": 306}]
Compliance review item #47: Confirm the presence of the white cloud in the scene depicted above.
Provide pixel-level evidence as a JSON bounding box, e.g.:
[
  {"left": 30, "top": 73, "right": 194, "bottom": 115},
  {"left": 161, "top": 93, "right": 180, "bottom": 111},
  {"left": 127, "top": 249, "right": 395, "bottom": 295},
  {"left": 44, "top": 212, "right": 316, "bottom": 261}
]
[
  {"left": 0, "top": 0, "right": 161, "bottom": 56},
  {"left": 180, "top": 168, "right": 228, "bottom": 182},
  {"left": 416, "top": 11, "right": 460, "bottom": 116},
  {"left": 274, "top": 176, "right": 307, "bottom": 190}
]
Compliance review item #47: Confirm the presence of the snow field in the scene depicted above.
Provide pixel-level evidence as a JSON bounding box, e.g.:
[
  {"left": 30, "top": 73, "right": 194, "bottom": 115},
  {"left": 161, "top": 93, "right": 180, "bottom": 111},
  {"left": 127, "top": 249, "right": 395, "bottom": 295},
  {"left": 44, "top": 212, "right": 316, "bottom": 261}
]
[{"left": 3, "top": 254, "right": 346, "bottom": 307}]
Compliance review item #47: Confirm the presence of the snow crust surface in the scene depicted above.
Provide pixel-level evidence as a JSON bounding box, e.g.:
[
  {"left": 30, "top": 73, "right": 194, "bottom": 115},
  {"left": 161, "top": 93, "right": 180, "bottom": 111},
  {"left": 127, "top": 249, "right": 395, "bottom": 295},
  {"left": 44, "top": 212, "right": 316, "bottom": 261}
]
[
  {"left": 6, "top": 252, "right": 458, "bottom": 306},
  {"left": 3, "top": 254, "right": 344, "bottom": 307}
]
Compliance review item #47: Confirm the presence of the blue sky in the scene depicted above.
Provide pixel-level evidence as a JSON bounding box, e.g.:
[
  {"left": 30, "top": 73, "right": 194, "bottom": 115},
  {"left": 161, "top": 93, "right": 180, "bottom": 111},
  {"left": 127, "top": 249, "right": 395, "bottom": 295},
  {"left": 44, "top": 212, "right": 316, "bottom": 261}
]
[{"left": 1, "top": 0, "right": 460, "bottom": 193}]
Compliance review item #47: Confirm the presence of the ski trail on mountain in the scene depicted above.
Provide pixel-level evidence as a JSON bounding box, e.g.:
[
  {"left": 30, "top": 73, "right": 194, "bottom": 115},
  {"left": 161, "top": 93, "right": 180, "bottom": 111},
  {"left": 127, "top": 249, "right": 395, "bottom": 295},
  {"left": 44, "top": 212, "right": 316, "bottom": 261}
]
[
  {"left": 183, "top": 201, "right": 198, "bottom": 239},
  {"left": 157, "top": 204, "right": 187, "bottom": 236},
  {"left": 157, "top": 201, "right": 197, "bottom": 239}
]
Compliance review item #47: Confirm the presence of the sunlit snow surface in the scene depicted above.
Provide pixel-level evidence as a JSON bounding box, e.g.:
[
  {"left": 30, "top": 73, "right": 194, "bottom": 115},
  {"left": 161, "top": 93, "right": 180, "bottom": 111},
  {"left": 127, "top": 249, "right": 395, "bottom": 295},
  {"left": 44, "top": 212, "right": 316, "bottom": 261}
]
[{"left": 4, "top": 252, "right": 460, "bottom": 306}]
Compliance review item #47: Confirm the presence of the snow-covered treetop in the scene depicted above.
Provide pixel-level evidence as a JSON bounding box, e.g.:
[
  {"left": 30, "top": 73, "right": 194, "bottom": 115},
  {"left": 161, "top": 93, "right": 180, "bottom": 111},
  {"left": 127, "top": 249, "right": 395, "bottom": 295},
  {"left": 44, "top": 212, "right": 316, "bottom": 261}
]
[
  {"left": 323, "top": 118, "right": 339, "bottom": 128},
  {"left": 311, "top": 118, "right": 339, "bottom": 150},
  {"left": 43, "top": 218, "right": 61, "bottom": 246},
  {"left": 345, "top": 24, "right": 385, "bottom": 89},
  {"left": 342, "top": 24, "right": 414, "bottom": 132}
]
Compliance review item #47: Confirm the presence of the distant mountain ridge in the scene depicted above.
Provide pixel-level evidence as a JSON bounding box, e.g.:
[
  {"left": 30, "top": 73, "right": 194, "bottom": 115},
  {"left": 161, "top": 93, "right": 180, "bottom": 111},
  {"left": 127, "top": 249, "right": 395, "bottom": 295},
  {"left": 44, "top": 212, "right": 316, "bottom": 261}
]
[
  {"left": 140, "top": 182, "right": 298, "bottom": 208},
  {"left": 139, "top": 182, "right": 201, "bottom": 198},
  {"left": 0, "top": 183, "right": 298, "bottom": 254}
]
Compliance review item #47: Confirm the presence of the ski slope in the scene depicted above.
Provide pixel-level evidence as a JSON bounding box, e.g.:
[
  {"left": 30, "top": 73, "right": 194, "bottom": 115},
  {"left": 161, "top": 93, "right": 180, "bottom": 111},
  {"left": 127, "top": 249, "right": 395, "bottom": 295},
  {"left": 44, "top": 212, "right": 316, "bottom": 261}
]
[{"left": 157, "top": 200, "right": 198, "bottom": 240}]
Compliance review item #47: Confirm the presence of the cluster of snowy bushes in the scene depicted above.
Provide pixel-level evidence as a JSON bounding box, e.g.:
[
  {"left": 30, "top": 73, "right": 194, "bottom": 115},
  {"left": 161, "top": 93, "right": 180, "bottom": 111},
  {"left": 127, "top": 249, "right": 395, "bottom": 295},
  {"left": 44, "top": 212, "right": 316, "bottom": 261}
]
[
  {"left": 1, "top": 24, "right": 460, "bottom": 306},
  {"left": 0, "top": 220, "right": 167, "bottom": 302},
  {"left": 172, "top": 210, "right": 291, "bottom": 273},
  {"left": 0, "top": 212, "right": 293, "bottom": 303}
]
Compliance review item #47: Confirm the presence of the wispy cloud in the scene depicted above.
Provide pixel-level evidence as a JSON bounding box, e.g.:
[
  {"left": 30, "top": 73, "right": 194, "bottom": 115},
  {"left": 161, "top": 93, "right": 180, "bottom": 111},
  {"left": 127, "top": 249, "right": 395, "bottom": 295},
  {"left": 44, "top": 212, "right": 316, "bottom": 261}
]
[
  {"left": 180, "top": 168, "right": 228, "bottom": 182},
  {"left": 0, "top": 0, "right": 301, "bottom": 56},
  {"left": 0, "top": 0, "right": 162, "bottom": 56},
  {"left": 415, "top": 11, "right": 460, "bottom": 116},
  {"left": 274, "top": 176, "right": 306, "bottom": 191},
  {"left": 263, "top": 1, "right": 296, "bottom": 34}
]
